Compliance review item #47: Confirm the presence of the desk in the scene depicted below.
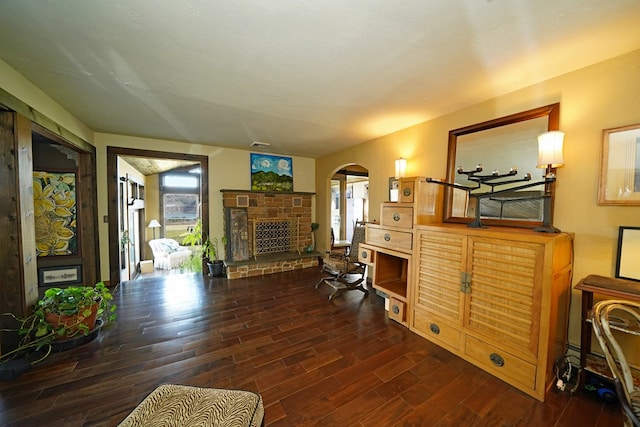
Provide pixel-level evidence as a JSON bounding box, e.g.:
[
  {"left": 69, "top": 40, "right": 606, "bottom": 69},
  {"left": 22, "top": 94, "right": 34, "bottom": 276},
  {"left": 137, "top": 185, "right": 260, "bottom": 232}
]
[{"left": 575, "top": 274, "right": 640, "bottom": 387}]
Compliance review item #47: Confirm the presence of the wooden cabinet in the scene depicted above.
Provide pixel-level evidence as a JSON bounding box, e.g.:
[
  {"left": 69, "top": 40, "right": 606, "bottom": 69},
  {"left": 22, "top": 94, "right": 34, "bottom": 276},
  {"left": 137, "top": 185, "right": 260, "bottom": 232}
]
[{"left": 412, "top": 224, "right": 573, "bottom": 401}]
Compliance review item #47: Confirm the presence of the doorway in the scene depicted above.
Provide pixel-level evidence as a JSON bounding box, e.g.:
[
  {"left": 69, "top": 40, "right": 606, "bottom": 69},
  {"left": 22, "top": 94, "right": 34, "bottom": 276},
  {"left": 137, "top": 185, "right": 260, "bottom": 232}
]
[
  {"left": 106, "top": 147, "right": 209, "bottom": 286},
  {"left": 331, "top": 165, "right": 369, "bottom": 242}
]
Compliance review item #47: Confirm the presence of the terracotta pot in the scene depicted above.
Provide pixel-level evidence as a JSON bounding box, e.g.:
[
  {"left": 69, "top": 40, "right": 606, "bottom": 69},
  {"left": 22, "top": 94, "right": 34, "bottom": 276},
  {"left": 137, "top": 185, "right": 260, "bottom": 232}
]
[{"left": 44, "top": 302, "right": 99, "bottom": 339}]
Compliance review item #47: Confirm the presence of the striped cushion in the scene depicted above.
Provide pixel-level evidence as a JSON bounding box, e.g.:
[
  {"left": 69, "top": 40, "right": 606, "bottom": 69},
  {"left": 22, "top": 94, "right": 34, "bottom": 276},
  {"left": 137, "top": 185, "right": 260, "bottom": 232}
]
[
  {"left": 118, "top": 384, "right": 264, "bottom": 427},
  {"left": 631, "top": 389, "right": 640, "bottom": 421}
]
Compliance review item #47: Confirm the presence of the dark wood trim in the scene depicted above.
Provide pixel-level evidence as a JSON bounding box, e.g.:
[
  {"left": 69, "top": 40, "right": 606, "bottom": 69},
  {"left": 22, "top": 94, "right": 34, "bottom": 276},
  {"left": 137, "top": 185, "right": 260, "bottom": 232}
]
[
  {"left": 0, "top": 111, "right": 24, "bottom": 318},
  {"left": 77, "top": 151, "right": 100, "bottom": 286},
  {"left": 106, "top": 147, "right": 209, "bottom": 286}
]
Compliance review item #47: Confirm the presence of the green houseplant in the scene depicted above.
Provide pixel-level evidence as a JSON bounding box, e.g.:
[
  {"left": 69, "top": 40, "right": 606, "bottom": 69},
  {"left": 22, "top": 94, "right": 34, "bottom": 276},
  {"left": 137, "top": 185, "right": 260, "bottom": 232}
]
[
  {"left": 1, "top": 281, "right": 116, "bottom": 366},
  {"left": 181, "top": 220, "right": 226, "bottom": 277},
  {"left": 204, "top": 236, "right": 226, "bottom": 277}
]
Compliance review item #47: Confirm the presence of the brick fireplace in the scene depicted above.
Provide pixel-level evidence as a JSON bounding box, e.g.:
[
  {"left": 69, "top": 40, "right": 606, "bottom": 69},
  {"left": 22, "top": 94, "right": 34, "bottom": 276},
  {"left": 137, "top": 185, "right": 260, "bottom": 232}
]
[{"left": 221, "top": 190, "right": 318, "bottom": 279}]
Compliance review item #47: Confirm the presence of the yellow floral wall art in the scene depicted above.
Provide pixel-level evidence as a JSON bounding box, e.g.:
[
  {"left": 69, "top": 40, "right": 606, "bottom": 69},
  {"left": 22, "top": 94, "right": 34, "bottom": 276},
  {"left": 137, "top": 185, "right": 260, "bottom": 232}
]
[{"left": 33, "top": 171, "right": 77, "bottom": 257}]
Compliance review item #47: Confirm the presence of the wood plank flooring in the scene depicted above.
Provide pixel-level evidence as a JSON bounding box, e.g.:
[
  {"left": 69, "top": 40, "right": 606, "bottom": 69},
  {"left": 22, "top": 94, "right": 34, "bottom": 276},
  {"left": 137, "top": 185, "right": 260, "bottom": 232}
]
[{"left": 0, "top": 268, "right": 623, "bottom": 426}]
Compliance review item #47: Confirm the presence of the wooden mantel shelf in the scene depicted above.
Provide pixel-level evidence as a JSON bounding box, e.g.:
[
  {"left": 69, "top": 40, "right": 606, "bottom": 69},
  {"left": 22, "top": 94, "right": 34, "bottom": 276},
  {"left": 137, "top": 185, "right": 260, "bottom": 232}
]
[{"left": 220, "top": 189, "right": 315, "bottom": 195}]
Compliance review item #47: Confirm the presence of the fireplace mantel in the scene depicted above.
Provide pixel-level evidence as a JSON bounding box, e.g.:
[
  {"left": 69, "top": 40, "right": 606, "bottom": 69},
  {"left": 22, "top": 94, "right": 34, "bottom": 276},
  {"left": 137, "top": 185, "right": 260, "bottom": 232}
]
[{"left": 220, "top": 189, "right": 315, "bottom": 195}]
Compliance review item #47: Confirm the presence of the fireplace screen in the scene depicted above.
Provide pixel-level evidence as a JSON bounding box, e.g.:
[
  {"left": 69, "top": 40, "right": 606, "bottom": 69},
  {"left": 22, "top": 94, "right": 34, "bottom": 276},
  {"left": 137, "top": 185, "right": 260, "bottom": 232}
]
[{"left": 252, "top": 218, "right": 300, "bottom": 258}]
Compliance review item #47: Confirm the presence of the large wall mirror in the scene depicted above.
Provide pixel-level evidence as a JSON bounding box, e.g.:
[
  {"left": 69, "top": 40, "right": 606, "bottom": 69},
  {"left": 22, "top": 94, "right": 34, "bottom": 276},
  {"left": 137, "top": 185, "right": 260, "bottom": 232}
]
[{"left": 444, "top": 103, "right": 560, "bottom": 228}]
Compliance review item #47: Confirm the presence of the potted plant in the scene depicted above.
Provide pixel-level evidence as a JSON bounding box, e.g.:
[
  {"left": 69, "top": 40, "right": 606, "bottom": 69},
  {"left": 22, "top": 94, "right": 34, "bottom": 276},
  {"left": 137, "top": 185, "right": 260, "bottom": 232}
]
[
  {"left": 203, "top": 236, "right": 226, "bottom": 277},
  {"left": 38, "top": 281, "right": 116, "bottom": 338},
  {"left": 181, "top": 220, "right": 207, "bottom": 273},
  {"left": 181, "top": 219, "right": 227, "bottom": 277},
  {"left": 0, "top": 281, "right": 116, "bottom": 378}
]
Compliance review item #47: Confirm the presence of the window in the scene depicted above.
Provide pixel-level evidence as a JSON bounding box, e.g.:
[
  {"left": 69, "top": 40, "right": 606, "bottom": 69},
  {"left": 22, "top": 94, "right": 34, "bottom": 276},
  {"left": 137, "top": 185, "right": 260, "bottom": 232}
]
[
  {"left": 163, "top": 174, "right": 199, "bottom": 188},
  {"left": 161, "top": 171, "right": 201, "bottom": 239}
]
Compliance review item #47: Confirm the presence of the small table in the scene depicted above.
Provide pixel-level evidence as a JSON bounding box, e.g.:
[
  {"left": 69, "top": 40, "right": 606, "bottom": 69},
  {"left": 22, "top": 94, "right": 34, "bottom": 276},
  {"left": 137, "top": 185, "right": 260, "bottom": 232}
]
[{"left": 575, "top": 274, "right": 640, "bottom": 387}]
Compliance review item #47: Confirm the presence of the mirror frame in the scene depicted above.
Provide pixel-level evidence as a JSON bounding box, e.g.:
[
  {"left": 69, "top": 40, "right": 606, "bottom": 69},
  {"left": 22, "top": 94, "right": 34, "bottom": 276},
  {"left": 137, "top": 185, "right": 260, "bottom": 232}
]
[{"left": 444, "top": 103, "right": 560, "bottom": 228}]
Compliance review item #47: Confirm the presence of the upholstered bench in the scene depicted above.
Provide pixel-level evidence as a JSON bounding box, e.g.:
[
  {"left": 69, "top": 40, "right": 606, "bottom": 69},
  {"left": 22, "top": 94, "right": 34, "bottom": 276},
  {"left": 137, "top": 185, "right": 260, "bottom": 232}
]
[{"left": 118, "top": 384, "right": 264, "bottom": 426}]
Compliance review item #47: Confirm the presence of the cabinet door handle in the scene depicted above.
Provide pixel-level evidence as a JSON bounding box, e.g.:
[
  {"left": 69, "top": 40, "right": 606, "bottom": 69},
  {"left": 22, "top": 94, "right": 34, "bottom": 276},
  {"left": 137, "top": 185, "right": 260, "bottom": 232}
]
[
  {"left": 429, "top": 323, "right": 440, "bottom": 335},
  {"left": 489, "top": 353, "right": 505, "bottom": 367},
  {"left": 393, "top": 213, "right": 400, "bottom": 222},
  {"left": 403, "top": 188, "right": 412, "bottom": 197},
  {"left": 460, "top": 272, "right": 471, "bottom": 293},
  {"left": 361, "top": 251, "right": 368, "bottom": 259},
  {"left": 392, "top": 305, "right": 400, "bottom": 315},
  {"left": 384, "top": 233, "right": 391, "bottom": 241}
]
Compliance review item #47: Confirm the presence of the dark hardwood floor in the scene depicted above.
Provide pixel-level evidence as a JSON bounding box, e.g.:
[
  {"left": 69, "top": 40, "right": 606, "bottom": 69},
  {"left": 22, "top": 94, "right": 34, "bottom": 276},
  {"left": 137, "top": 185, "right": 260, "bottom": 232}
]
[{"left": 0, "top": 268, "right": 623, "bottom": 426}]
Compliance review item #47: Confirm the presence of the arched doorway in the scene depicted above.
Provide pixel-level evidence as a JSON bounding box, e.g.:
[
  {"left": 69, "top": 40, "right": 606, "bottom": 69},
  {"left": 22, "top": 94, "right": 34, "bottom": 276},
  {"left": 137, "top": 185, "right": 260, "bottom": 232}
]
[{"left": 330, "top": 164, "right": 369, "bottom": 244}]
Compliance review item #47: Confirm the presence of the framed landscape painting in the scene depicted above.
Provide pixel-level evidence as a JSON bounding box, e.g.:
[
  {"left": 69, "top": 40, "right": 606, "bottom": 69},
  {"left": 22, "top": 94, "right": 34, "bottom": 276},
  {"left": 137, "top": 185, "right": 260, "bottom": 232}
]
[{"left": 250, "top": 153, "right": 293, "bottom": 192}]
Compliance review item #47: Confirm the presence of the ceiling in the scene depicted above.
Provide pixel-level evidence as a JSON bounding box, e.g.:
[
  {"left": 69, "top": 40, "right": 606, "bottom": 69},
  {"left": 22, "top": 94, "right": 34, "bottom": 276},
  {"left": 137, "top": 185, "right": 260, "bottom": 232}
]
[
  {"left": 1, "top": 1, "right": 639, "bottom": 159},
  {"left": 120, "top": 156, "right": 199, "bottom": 176}
]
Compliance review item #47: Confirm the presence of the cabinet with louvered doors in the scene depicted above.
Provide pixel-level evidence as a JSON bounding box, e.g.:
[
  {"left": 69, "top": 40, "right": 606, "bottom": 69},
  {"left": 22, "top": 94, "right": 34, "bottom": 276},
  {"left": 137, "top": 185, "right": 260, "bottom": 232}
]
[
  {"left": 413, "top": 230, "right": 465, "bottom": 353},
  {"left": 412, "top": 224, "right": 573, "bottom": 401}
]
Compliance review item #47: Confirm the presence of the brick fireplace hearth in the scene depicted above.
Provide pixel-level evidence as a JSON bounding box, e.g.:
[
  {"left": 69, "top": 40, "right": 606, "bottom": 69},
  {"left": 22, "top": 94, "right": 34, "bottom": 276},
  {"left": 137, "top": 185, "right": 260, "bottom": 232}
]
[{"left": 221, "top": 190, "right": 319, "bottom": 279}]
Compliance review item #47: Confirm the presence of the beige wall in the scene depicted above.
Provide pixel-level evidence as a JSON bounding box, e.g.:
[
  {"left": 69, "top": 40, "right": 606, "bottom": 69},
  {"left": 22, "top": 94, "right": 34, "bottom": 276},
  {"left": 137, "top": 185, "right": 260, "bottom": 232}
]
[
  {"left": 94, "top": 133, "right": 316, "bottom": 279},
  {"left": 0, "top": 59, "right": 94, "bottom": 144},
  {"left": 315, "top": 48, "right": 640, "bottom": 349}
]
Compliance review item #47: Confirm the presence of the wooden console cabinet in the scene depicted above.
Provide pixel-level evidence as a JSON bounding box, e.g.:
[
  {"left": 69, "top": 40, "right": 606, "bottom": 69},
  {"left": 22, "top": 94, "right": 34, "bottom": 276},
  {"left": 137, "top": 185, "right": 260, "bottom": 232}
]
[
  {"left": 362, "top": 177, "right": 573, "bottom": 401},
  {"left": 412, "top": 224, "right": 573, "bottom": 401}
]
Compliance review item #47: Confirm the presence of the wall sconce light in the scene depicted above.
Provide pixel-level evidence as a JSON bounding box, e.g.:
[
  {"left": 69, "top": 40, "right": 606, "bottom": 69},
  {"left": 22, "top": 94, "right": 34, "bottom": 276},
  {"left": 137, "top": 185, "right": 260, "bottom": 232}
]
[
  {"left": 148, "top": 219, "right": 161, "bottom": 239},
  {"left": 535, "top": 131, "right": 565, "bottom": 233},
  {"left": 395, "top": 158, "right": 407, "bottom": 179}
]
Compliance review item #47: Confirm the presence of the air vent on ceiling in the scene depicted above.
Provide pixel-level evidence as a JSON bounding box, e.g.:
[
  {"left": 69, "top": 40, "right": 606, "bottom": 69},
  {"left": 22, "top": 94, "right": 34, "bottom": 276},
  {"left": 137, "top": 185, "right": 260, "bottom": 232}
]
[{"left": 250, "top": 141, "right": 271, "bottom": 148}]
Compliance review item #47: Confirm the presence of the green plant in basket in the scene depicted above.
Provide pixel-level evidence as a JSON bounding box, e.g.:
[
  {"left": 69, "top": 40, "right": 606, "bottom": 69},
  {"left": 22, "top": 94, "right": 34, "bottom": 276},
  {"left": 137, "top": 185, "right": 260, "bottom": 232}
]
[
  {"left": 1, "top": 282, "right": 116, "bottom": 364},
  {"left": 37, "top": 281, "right": 117, "bottom": 337}
]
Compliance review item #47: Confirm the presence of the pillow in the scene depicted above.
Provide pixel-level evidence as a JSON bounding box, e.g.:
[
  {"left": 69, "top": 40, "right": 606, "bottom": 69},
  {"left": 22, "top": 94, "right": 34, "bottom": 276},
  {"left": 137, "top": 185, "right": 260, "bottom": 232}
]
[{"left": 157, "top": 239, "right": 180, "bottom": 254}]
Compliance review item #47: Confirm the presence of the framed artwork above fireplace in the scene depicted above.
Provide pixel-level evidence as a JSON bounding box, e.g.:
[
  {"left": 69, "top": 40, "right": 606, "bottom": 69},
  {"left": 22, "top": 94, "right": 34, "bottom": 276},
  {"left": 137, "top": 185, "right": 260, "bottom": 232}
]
[{"left": 250, "top": 153, "right": 293, "bottom": 192}]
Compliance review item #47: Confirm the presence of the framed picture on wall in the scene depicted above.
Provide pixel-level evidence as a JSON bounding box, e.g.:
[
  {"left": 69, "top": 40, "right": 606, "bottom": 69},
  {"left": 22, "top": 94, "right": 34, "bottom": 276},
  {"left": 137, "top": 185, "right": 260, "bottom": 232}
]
[
  {"left": 39, "top": 265, "right": 82, "bottom": 286},
  {"left": 615, "top": 226, "right": 640, "bottom": 281},
  {"left": 598, "top": 124, "right": 640, "bottom": 205},
  {"left": 33, "top": 170, "right": 78, "bottom": 256},
  {"left": 250, "top": 153, "right": 293, "bottom": 192}
]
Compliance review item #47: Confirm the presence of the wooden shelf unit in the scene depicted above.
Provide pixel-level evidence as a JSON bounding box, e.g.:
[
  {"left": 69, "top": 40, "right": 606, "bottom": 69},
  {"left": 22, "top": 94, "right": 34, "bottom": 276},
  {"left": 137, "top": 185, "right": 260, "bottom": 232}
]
[{"left": 361, "top": 177, "right": 444, "bottom": 327}]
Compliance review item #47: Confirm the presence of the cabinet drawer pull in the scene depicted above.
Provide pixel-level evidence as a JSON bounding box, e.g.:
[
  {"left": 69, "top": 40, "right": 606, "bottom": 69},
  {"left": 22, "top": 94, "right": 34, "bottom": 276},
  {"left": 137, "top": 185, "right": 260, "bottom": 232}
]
[
  {"left": 361, "top": 251, "right": 368, "bottom": 259},
  {"left": 393, "top": 213, "right": 400, "bottom": 221},
  {"left": 489, "top": 353, "right": 505, "bottom": 367},
  {"left": 429, "top": 323, "right": 440, "bottom": 334},
  {"left": 384, "top": 233, "right": 391, "bottom": 241},
  {"left": 403, "top": 187, "right": 412, "bottom": 197},
  {"left": 392, "top": 305, "right": 400, "bottom": 315}
]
